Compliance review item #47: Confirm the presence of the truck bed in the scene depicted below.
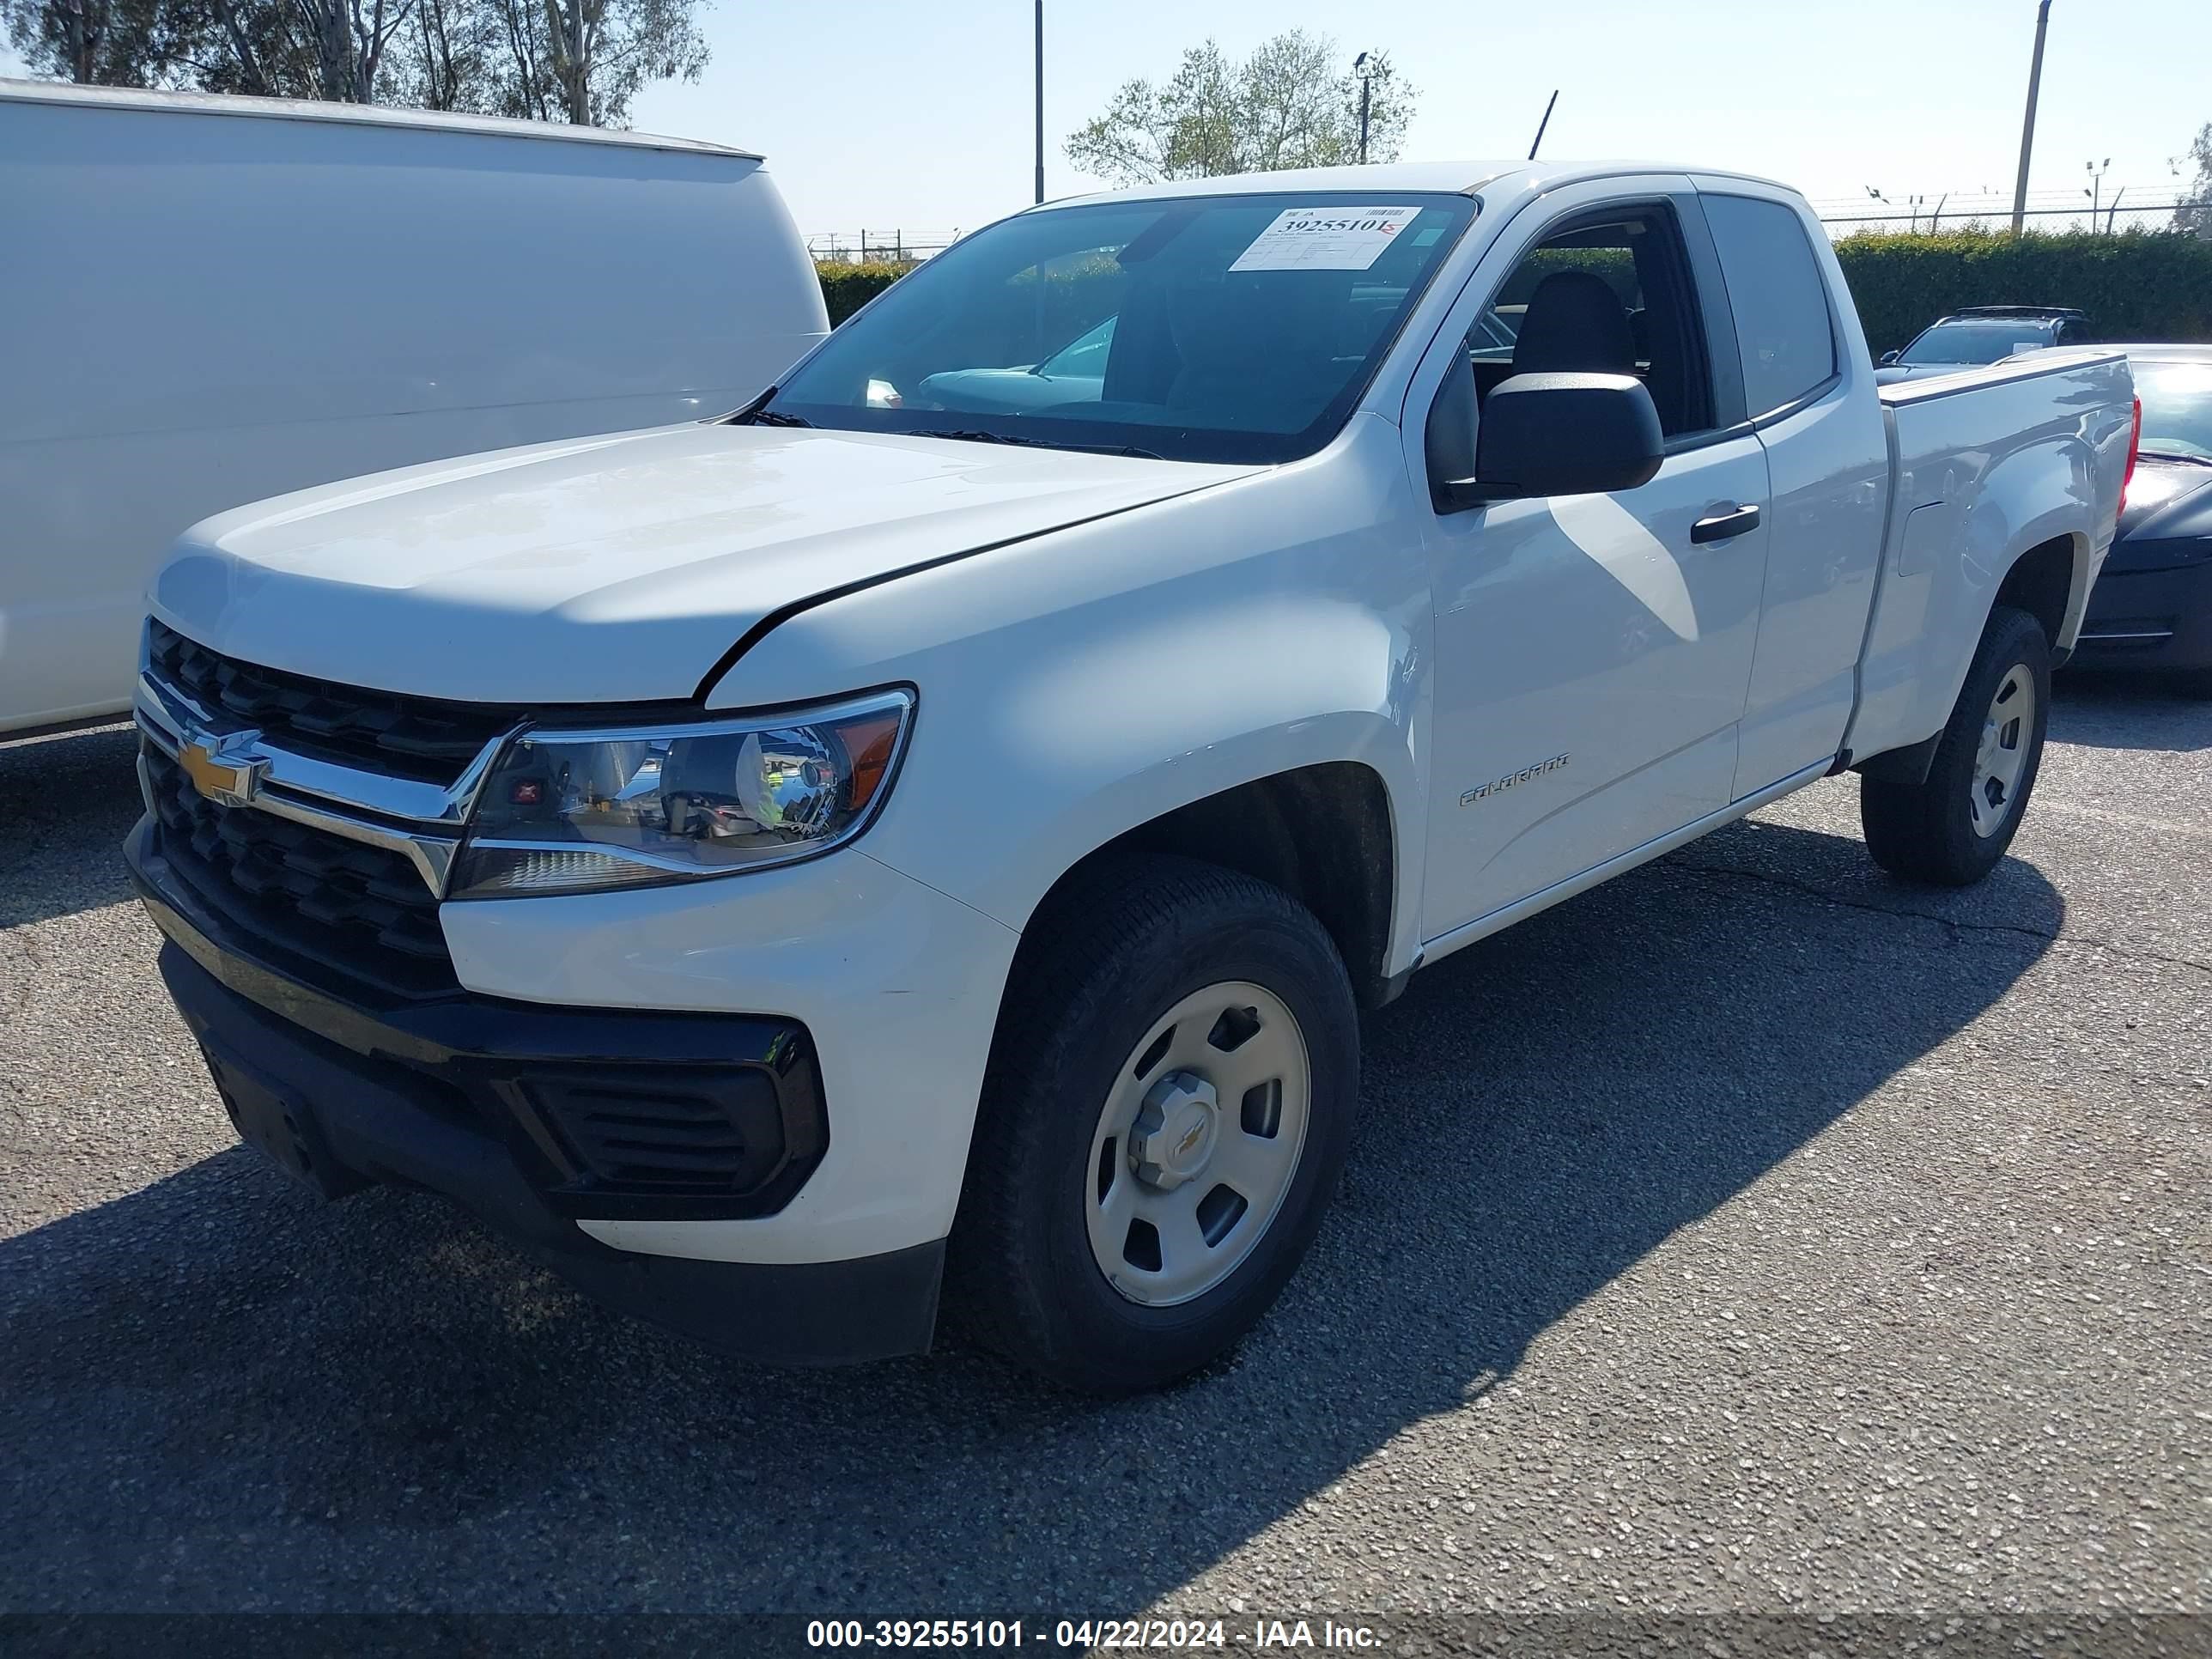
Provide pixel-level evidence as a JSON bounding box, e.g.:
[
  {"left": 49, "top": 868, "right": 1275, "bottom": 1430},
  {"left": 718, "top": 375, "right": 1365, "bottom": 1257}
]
[{"left": 1845, "top": 349, "right": 2136, "bottom": 765}]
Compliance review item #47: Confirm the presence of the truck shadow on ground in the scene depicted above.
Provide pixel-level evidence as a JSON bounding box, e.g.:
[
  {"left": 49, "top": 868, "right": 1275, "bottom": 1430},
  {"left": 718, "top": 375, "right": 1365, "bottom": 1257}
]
[{"left": 1, "top": 812, "right": 2065, "bottom": 1612}]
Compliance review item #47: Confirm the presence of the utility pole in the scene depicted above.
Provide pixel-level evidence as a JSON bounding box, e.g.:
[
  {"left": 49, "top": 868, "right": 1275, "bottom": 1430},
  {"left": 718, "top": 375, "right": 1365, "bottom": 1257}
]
[
  {"left": 2010, "top": 0, "right": 2052, "bottom": 235},
  {"left": 1033, "top": 0, "right": 1045, "bottom": 205},
  {"left": 1354, "top": 52, "right": 1373, "bottom": 165}
]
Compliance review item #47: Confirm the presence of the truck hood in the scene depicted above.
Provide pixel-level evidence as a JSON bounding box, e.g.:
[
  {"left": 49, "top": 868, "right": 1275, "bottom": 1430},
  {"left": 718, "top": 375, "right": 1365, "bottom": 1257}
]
[{"left": 152, "top": 422, "right": 1257, "bottom": 704}]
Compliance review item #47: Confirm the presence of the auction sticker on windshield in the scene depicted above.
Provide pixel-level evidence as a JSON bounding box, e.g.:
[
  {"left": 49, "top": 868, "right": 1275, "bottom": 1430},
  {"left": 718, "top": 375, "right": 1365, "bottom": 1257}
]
[{"left": 1230, "top": 206, "right": 1422, "bottom": 271}]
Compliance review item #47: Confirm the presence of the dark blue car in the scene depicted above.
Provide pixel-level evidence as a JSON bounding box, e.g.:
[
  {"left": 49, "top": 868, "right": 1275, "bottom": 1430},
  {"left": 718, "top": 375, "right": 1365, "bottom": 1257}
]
[{"left": 2069, "top": 346, "right": 2212, "bottom": 691}]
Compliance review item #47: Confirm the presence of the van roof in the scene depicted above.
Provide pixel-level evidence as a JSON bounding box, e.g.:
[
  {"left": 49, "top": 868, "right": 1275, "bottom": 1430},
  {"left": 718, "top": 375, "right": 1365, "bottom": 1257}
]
[{"left": 0, "top": 78, "right": 762, "bottom": 160}]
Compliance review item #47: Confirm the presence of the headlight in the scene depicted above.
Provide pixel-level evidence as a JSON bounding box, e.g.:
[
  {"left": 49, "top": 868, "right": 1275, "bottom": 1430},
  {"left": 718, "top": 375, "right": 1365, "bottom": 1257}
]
[{"left": 450, "top": 689, "right": 913, "bottom": 898}]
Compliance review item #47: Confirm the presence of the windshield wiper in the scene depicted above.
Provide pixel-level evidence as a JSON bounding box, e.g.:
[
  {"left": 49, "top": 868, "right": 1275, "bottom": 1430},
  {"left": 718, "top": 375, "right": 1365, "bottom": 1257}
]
[
  {"left": 896, "top": 428, "right": 1165, "bottom": 461},
  {"left": 2136, "top": 447, "right": 2212, "bottom": 467},
  {"left": 745, "top": 407, "right": 815, "bottom": 428}
]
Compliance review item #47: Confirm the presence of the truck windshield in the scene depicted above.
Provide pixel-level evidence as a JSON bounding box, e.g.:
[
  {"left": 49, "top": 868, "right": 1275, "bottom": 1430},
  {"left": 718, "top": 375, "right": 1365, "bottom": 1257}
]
[
  {"left": 756, "top": 192, "right": 1479, "bottom": 465},
  {"left": 1899, "top": 322, "right": 2057, "bottom": 366}
]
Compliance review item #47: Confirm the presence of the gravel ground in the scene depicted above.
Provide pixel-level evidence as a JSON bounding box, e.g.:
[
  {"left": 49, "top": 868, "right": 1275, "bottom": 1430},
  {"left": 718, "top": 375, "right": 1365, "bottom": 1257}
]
[{"left": 2, "top": 679, "right": 2206, "bottom": 1632}]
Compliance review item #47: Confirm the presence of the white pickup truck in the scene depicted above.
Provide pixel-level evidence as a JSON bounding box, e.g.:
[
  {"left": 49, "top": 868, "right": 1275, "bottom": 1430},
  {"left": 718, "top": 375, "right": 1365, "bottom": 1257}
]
[{"left": 125, "top": 161, "right": 2137, "bottom": 1393}]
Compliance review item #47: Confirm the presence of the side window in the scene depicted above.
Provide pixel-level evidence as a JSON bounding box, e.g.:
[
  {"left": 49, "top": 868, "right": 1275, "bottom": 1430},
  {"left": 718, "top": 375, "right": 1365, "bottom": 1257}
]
[
  {"left": 1459, "top": 204, "right": 1717, "bottom": 440},
  {"left": 1699, "top": 194, "right": 1838, "bottom": 419}
]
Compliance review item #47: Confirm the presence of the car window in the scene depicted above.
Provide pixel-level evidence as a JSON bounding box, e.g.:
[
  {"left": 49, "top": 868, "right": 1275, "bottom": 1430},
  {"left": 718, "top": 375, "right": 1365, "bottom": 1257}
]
[
  {"left": 1899, "top": 322, "right": 2057, "bottom": 366},
  {"left": 1698, "top": 193, "right": 1837, "bottom": 418},
  {"left": 759, "top": 192, "right": 1479, "bottom": 465},
  {"left": 1457, "top": 203, "right": 1717, "bottom": 440},
  {"left": 2136, "top": 362, "right": 2212, "bottom": 460},
  {"left": 1039, "top": 317, "right": 1115, "bottom": 378}
]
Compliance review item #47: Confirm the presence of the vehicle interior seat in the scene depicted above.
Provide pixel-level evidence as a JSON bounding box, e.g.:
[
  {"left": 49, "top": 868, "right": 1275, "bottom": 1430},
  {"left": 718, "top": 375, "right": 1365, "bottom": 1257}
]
[
  {"left": 1480, "top": 268, "right": 1697, "bottom": 434},
  {"left": 1470, "top": 267, "right": 1641, "bottom": 408},
  {"left": 1510, "top": 270, "right": 1639, "bottom": 376}
]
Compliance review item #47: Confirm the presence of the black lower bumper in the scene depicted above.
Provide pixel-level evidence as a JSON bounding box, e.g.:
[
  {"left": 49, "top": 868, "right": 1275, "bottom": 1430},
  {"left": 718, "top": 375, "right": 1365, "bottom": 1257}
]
[
  {"left": 2073, "top": 562, "right": 2212, "bottom": 674},
  {"left": 127, "top": 817, "right": 942, "bottom": 1366}
]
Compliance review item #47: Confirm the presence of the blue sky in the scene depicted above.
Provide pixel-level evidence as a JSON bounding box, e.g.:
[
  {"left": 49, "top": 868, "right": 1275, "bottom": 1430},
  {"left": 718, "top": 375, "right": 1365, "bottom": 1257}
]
[
  {"left": 625, "top": 0, "right": 2209, "bottom": 244},
  {"left": 9, "top": 1, "right": 2206, "bottom": 240}
]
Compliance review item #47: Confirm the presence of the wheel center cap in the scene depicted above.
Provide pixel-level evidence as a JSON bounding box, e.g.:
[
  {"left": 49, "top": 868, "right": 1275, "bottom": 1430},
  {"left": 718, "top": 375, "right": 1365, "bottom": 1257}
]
[{"left": 1130, "top": 1071, "right": 1220, "bottom": 1190}]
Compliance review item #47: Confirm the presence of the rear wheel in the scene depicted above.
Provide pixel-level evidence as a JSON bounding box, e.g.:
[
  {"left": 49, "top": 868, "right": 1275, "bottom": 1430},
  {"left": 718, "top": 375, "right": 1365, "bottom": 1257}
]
[
  {"left": 1862, "top": 605, "right": 2051, "bottom": 886},
  {"left": 947, "top": 856, "right": 1359, "bottom": 1394}
]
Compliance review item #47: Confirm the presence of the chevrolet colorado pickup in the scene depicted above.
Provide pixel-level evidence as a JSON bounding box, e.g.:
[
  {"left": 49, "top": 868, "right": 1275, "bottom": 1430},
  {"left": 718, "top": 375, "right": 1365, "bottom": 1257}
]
[{"left": 125, "top": 161, "right": 2138, "bottom": 1393}]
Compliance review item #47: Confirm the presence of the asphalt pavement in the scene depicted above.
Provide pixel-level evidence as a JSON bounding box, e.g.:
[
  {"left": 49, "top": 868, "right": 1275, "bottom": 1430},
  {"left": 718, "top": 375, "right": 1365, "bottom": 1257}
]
[{"left": 2, "top": 678, "right": 2206, "bottom": 1629}]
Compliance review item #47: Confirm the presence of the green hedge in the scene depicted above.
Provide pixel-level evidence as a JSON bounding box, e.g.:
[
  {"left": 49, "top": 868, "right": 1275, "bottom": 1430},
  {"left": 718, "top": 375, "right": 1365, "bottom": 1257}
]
[
  {"left": 817, "top": 262, "right": 909, "bottom": 325},
  {"left": 814, "top": 228, "right": 2212, "bottom": 349},
  {"left": 1832, "top": 230, "right": 2212, "bottom": 353}
]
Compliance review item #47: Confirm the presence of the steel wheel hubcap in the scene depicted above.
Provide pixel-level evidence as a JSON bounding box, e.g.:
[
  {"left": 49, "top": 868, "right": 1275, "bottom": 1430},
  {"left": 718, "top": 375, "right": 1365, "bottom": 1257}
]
[
  {"left": 1969, "top": 664, "right": 2035, "bottom": 839},
  {"left": 1085, "top": 981, "right": 1311, "bottom": 1307}
]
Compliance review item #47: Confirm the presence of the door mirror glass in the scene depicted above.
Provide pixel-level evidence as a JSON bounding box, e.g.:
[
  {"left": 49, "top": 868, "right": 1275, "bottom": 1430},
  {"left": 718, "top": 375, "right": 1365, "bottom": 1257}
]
[{"left": 1468, "top": 372, "right": 1664, "bottom": 500}]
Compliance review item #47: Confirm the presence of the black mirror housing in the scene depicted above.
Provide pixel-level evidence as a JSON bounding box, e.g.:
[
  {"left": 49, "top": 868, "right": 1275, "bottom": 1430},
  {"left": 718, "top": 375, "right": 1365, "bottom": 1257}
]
[
  {"left": 1424, "top": 353, "right": 1479, "bottom": 512},
  {"left": 1464, "top": 372, "right": 1664, "bottom": 502}
]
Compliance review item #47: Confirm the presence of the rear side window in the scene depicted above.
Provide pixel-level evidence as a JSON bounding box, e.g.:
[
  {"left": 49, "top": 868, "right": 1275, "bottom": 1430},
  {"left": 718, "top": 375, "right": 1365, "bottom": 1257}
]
[{"left": 1700, "top": 194, "right": 1838, "bottom": 419}]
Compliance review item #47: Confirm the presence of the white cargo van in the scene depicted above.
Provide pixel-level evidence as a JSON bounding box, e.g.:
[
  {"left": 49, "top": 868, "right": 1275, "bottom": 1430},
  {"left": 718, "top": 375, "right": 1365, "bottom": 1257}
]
[{"left": 0, "top": 81, "right": 827, "bottom": 738}]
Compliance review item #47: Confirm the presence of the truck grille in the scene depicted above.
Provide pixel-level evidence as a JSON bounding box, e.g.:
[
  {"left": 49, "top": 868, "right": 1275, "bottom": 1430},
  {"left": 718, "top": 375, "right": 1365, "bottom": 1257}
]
[
  {"left": 143, "top": 743, "right": 459, "bottom": 998},
  {"left": 148, "top": 619, "right": 520, "bottom": 788}
]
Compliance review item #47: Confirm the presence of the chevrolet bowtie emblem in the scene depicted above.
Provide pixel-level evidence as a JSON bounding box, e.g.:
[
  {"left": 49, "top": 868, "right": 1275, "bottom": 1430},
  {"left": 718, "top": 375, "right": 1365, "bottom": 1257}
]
[{"left": 177, "top": 728, "right": 268, "bottom": 810}]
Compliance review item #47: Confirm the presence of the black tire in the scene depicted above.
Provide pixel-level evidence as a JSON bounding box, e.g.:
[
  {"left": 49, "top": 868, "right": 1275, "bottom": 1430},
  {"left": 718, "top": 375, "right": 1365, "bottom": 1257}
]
[
  {"left": 1861, "top": 604, "right": 2051, "bottom": 886},
  {"left": 945, "top": 855, "right": 1359, "bottom": 1394}
]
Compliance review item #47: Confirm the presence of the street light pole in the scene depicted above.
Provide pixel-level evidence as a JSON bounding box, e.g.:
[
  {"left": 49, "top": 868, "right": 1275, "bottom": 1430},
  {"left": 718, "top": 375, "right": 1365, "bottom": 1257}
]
[
  {"left": 2010, "top": 0, "right": 2052, "bottom": 235},
  {"left": 1033, "top": 0, "right": 1045, "bottom": 205},
  {"left": 1353, "top": 52, "right": 1372, "bottom": 165}
]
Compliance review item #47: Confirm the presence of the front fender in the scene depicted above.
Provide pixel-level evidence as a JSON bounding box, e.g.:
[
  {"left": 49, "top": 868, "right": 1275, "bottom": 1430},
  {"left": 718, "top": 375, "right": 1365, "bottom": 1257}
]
[{"left": 706, "top": 422, "right": 1432, "bottom": 975}]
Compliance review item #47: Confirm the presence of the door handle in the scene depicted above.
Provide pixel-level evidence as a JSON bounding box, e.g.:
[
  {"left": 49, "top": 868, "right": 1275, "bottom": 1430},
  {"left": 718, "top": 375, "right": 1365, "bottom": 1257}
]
[{"left": 1690, "top": 503, "right": 1761, "bottom": 544}]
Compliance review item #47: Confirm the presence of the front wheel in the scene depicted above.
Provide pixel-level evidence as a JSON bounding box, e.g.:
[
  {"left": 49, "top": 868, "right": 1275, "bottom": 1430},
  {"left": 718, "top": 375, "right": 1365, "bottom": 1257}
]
[
  {"left": 1861, "top": 604, "right": 2051, "bottom": 886},
  {"left": 946, "top": 856, "right": 1359, "bottom": 1394}
]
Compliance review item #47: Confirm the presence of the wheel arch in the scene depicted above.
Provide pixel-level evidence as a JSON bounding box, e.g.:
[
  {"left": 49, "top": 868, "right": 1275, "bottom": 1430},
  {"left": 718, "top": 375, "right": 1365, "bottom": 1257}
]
[
  {"left": 1995, "top": 529, "right": 2086, "bottom": 657},
  {"left": 1016, "top": 761, "right": 1405, "bottom": 1012}
]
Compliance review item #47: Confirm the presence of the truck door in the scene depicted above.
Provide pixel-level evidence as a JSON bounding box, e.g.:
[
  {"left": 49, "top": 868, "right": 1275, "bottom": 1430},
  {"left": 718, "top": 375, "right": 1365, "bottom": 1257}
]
[
  {"left": 1691, "top": 187, "right": 1890, "bottom": 797},
  {"left": 1415, "top": 190, "right": 1771, "bottom": 941}
]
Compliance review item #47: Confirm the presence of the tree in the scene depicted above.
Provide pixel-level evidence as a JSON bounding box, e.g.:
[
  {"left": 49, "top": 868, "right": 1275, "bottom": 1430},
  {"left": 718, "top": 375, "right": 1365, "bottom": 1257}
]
[
  {"left": 4, "top": 0, "right": 708, "bottom": 124},
  {"left": 1065, "top": 29, "right": 1415, "bottom": 185},
  {"left": 2176, "top": 123, "right": 2212, "bottom": 235},
  {"left": 1, "top": 0, "right": 194, "bottom": 85},
  {"left": 468, "top": 0, "right": 707, "bottom": 125},
  {"left": 199, "top": 0, "right": 416, "bottom": 101},
  {"left": 386, "top": 0, "right": 502, "bottom": 111}
]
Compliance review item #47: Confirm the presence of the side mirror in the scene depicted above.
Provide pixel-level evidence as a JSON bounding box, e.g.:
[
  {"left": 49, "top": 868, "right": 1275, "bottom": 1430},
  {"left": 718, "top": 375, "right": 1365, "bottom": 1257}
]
[
  {"left": 1879, "top": 349, "right": 1901, "bottom": 366},
  {"left": 1438, "top": 373, "right": 1664, "bottom": 507},
  {"left": 1424, "top": 353, "right": 1480, "bottom": 512}
]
